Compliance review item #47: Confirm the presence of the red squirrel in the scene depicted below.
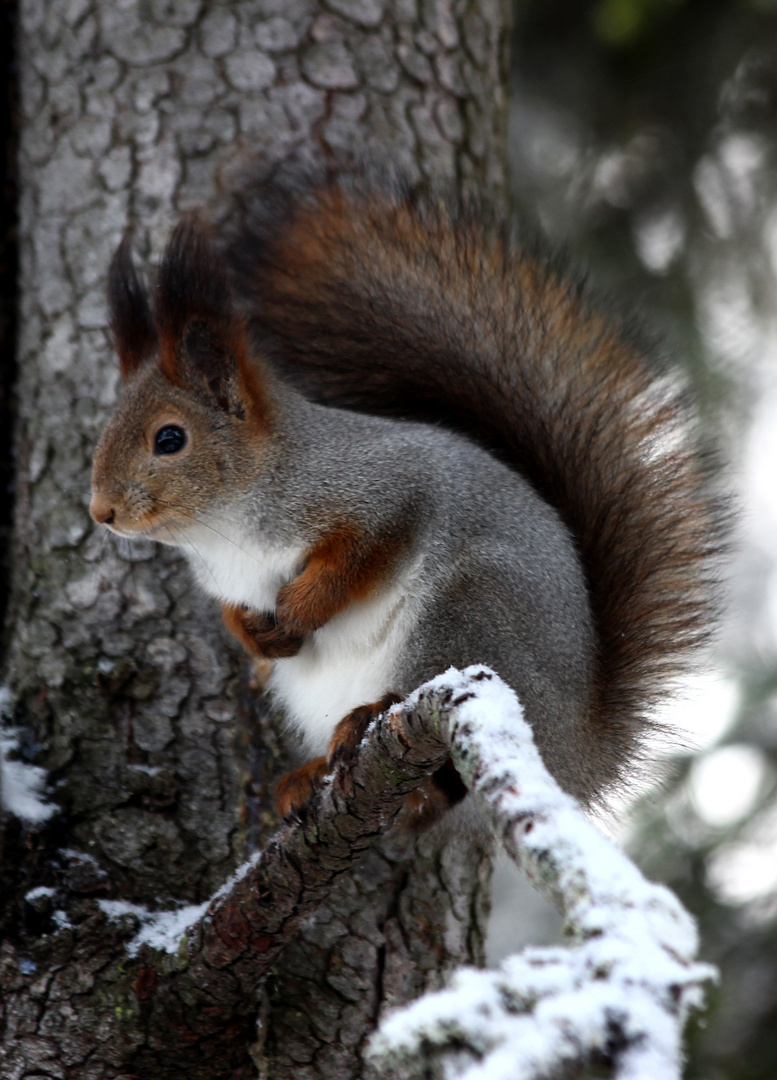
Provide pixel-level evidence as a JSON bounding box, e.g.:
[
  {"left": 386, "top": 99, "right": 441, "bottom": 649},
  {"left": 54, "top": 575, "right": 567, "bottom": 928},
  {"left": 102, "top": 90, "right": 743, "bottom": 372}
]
[{"left": 90, "top": 169, "right": 723, "bottom": 820}]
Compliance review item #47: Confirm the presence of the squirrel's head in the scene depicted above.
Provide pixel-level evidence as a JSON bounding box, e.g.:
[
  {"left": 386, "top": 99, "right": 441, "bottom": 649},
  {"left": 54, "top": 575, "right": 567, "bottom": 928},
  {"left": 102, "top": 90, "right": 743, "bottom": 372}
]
[{"left": 90, "top": 216, "right": 274, "bottom": 543}]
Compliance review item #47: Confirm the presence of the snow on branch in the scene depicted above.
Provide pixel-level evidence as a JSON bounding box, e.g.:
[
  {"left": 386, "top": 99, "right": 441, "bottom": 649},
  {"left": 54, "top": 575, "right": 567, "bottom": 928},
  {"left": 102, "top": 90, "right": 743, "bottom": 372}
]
[
  {"left": 368, "top": 667, "right": 716, "bottom": 1080},
  {"left": 51, "top": 666, "right": 711, "bottom": 1075},
  {"left": 1, "top": 686, "right": 57, "bottom": 826}
]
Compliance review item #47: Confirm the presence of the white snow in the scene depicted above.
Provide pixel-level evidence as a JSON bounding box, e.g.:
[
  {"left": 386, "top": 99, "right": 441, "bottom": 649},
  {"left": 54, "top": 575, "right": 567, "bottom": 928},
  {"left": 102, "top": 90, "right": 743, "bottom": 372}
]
[
  {"left": 25, "top": 885, "right": 55, "bottom": 903},
  {"left": 97, "top": 850, "right": 264, "bottom": 957},
  {"left": 93, "top": 666, "right": 712, "bottom": 1080},
  {"left": 1, "top": 687, "right": 57, "bottom": 825},
  {"left": 369, "top": 667, "right": 715, "bottom": 1080},
  {"left": 98, "top": 898, "right": 210, "bottom": 957}
]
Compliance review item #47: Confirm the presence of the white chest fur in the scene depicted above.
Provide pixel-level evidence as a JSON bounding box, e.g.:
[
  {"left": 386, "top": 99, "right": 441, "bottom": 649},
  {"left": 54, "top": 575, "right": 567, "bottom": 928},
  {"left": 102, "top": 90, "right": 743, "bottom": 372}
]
[
  {"left": 269, "top": 569, "right": 422, "bottom": 755},
  {"left": 179, "top": 520, "right": 304, "bottom": 612},
  {"left": 178, "top": 519, "right": 423, "bottom": 754}
]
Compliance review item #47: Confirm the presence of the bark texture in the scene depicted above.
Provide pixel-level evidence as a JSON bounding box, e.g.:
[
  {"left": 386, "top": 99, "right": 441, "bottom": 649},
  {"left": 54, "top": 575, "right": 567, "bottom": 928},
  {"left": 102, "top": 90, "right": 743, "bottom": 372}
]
[{"left": 1, "top": 1, "right": 510, "bottom": 1077}]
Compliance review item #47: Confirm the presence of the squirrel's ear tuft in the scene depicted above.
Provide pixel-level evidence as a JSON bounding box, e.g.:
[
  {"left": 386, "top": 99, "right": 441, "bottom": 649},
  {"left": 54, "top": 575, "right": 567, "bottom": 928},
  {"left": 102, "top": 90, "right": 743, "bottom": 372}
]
[
  {"left": 154, "top": 214, "right": 265, "bottom": 420},
  {"left": 108, "top": 234, "right": 158, "bottom": 380},
  {"left": 154, "top": 213, "right": 234, "bottom": 350}
]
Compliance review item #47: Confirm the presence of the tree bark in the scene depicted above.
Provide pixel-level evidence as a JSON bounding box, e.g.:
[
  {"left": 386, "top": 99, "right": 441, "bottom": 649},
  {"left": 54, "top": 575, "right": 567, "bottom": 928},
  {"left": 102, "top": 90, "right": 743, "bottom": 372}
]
[{"left": 1, "top": 1, "right": 510, "bottom": 1077}]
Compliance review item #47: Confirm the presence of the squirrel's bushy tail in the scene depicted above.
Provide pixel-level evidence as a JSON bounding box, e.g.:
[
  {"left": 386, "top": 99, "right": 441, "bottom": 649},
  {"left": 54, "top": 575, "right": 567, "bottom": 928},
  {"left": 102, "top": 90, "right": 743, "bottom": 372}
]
[{"left": 220, "top": 169, "right": 726, "bottom": 792}]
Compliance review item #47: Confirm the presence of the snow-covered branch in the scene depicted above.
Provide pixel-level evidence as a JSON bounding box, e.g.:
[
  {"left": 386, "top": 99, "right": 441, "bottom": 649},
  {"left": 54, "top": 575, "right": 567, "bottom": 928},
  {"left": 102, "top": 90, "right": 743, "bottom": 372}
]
[
  {"left": 6, "top": 667, "right": 712, "bottom": 1076},
  {"left": 369, "top": 667, "right": 716, "bottom": 1080}
]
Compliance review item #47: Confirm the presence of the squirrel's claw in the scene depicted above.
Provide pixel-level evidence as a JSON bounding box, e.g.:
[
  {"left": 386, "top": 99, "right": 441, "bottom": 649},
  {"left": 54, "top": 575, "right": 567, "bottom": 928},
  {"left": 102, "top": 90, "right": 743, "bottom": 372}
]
[
  {"left": 275, "top": 694, "right": 402, "bottom": 819},
  {"left": 275, "top": 757, "right": 328, "bottom": 820},
  {"left": 222, "top": 602, "right": 305, "bottom": 659},
  {"left": 326, "top": 692, "right": 403, "bottom": 769}
]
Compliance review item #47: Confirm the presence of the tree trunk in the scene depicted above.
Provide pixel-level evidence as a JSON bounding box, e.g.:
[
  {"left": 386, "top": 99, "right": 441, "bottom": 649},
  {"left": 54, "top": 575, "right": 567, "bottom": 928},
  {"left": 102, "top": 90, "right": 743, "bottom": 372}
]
[{"left": 1, "top": 1, "right": 510, "bottom": 1076}]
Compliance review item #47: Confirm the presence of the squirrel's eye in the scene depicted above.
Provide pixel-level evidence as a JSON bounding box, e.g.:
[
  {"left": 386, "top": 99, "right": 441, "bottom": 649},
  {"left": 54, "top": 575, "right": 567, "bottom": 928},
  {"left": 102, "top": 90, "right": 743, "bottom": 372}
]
[{"left": 154, "top": 424, "right": 187, "bottom": 455}]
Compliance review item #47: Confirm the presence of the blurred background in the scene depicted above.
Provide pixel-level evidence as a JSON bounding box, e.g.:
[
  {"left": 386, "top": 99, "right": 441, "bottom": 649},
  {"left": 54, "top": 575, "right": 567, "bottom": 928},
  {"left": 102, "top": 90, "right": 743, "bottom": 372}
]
[{"left": 488, "top": 3, "right": 777, "bottom": 1078}]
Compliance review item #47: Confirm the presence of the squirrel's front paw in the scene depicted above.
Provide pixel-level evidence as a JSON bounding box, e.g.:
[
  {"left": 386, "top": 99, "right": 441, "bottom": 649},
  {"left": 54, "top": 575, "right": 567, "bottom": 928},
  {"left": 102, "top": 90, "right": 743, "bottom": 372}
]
[
  {"left": 275, "top": 758, "right": 328, "bottom": 820},
  {"left": 327, "top": 692, "right": 403, "bottom": 768},
  {"left": 222, "top": 602, "right": 304, "bottom": 659}
]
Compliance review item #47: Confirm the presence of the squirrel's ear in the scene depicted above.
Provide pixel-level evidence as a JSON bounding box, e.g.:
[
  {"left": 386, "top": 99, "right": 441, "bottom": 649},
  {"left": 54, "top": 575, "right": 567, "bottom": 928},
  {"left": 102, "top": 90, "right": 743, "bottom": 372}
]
[
  {"left": 108, "top": 234, "right": 158, "bottom": 379},
  {"left": 154, "top": 214, "right": 269, "bottom": 422}
]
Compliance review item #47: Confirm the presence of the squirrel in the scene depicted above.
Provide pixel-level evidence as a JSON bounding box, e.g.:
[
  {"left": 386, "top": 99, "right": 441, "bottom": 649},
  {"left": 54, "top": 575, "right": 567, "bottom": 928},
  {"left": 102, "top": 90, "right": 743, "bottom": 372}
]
[{"left": 90, "top": 168, "right": 723, "bottom": 821}]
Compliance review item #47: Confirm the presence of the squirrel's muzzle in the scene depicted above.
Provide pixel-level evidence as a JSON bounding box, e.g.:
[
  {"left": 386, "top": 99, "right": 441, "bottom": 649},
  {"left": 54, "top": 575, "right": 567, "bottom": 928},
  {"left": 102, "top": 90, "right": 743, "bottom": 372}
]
[{"left": 89, "top": 492, "right": 116, "bottom": 526}]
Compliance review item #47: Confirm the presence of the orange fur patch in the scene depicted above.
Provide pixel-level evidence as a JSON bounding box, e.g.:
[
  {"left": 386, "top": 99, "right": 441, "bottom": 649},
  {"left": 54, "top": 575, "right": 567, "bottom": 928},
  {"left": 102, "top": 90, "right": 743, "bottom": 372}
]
[
  {"left": 327, "top": 693, "right": 403, "bottom": 766},
  {"left": 221, "top": 603, "right": 304, "bottom": 659},
  {"left": 221, "top": 522, "right": 407, "bottom": 662},
  {"left": 276, "top": 522, "right": 407, "bottom": 636},
  {"left": 275, "top": 757, "right": 328, "bottom": 819}
]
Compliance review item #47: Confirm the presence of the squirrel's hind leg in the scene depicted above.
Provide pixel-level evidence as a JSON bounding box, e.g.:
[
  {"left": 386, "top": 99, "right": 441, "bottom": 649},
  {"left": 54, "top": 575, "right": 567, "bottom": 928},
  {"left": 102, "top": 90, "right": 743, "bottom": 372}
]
[
  {"left": 274, "top": 757, "right": 328, "bottom": 820},
  {"left": 274, "top": 693, "right": 468, "bottom": 826},
  {"left": 327, "top": 692, "right": 403, "bottom": 766},
  {"left": 274, "top": 693, "right": 401, "bottom": 819}
]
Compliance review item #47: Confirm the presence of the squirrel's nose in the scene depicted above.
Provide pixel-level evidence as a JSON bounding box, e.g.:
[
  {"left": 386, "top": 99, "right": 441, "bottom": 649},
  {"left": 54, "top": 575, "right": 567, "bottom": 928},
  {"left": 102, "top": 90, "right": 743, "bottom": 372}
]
[{"left": 90, "top": 493, "right": 116, "bottom": 526}]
